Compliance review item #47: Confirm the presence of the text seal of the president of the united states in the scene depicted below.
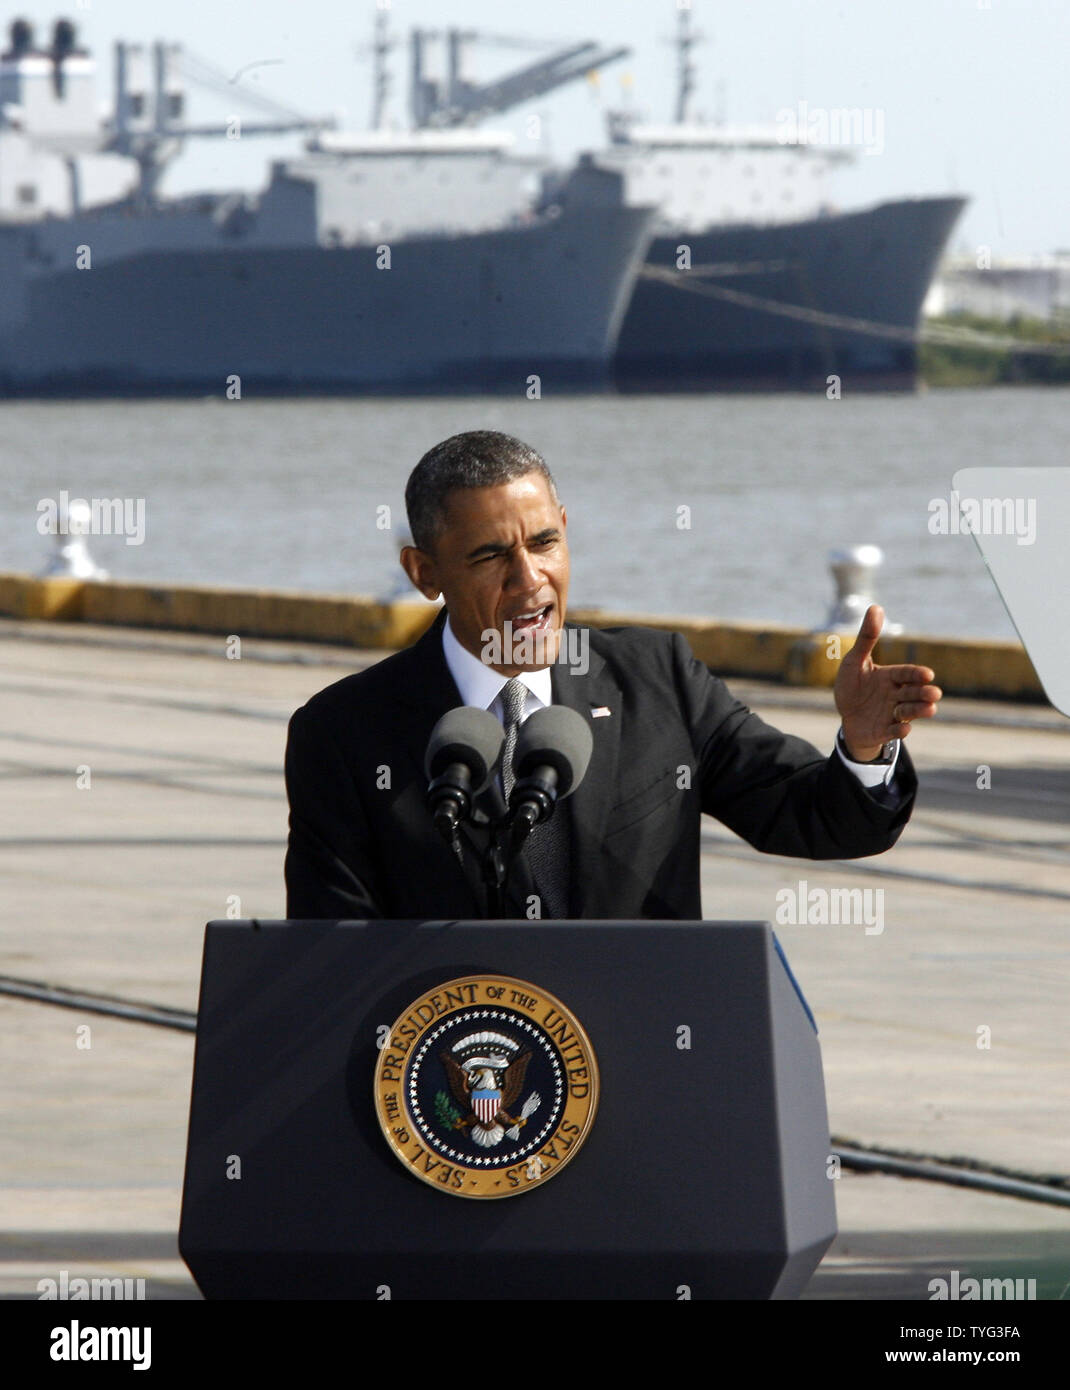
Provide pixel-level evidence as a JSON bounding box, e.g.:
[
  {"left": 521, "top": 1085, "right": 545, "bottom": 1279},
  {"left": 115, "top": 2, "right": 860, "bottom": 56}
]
[{"left": 374, "top": 974, "right": 599, "bottom": 1198}]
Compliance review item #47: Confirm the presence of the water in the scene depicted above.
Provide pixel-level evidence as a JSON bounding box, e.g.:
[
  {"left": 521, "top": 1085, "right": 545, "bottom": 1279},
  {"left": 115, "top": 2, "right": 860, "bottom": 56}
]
[{"left": 3, "top": 387, "right": 1066, "bottom": 641}]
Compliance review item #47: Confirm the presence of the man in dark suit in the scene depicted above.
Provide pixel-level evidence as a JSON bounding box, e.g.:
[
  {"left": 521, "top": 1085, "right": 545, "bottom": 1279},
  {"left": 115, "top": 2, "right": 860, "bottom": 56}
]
[{"left": 284, "top": 431, "right": 941, "bottom": 921}]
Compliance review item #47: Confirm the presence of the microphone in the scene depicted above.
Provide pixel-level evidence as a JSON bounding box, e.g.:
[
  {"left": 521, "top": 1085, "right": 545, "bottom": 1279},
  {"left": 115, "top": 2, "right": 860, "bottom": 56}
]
[
  {"left": 507, "top": 706, "right": 593, "bottom": 842},
  {"left": 424, "top": 707, "right": 504, "bottom": 844}
]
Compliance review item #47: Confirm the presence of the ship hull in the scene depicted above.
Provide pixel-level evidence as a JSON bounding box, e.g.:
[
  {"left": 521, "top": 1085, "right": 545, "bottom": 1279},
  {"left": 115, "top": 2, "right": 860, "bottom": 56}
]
[
  {"left": 614, "top": 196, "right": 966, "bottom": 392},
  {"left": 0, "top": 204, "right": 653, "bottom": 396}
]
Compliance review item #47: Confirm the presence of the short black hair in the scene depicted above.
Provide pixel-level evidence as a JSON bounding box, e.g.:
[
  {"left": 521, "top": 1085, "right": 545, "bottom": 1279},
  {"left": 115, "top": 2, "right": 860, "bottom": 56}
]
[{"left": 405, "top": 430, "right": 560, "bottom": 553}]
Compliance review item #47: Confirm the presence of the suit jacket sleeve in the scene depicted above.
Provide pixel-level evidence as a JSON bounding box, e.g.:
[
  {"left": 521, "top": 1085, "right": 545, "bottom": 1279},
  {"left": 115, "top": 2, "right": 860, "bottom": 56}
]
[
  {"left": 670, "top": 633, "right": 917, "bottom": 858},
  {"left": 283, "top": 703, "right": 385, "bottom": 919}
]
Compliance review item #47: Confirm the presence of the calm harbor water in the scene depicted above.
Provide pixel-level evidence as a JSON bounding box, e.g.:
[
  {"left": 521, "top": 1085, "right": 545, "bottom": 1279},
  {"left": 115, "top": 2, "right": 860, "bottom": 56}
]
[{"left": 3, "top": 387, "right": 1066, "bottom": 641}]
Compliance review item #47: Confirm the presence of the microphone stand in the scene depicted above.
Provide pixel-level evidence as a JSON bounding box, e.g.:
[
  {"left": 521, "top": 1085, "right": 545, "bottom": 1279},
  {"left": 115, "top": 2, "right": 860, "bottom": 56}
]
[
  {"left": 480, "top": 770, "right": 559, "bottom": 918},
  {"left": 481, "top": 826, "right": 508, "bottom": 919}
]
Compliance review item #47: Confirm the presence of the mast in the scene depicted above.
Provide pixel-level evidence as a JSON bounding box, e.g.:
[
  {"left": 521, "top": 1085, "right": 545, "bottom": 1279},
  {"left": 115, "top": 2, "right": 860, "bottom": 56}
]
[
  {"left": 368, "top": 10, "right": 396, "bottom": 129},
  {"left": 673, "top": 7, "right": 703, "bottom": 124}
]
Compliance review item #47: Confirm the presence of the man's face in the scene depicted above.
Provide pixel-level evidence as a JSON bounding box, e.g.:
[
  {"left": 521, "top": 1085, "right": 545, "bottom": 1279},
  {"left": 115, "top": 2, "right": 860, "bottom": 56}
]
[{"left": 401, "top": 473, "right": 569, "bottom": 675}]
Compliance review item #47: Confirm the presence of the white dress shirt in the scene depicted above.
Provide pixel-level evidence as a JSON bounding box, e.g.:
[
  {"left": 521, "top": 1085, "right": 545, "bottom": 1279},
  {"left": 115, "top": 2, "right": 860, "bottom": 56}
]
[
  {"left": 442, "top": 616, "right": 551, "bottom": 725},
  {"left": 442, "top": 616, "right": 900, "bottom": 791}
]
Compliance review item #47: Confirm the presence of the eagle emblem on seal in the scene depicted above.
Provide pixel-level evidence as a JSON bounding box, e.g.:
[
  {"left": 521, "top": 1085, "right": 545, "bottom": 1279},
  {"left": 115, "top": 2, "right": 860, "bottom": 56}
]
[{"left": 437, "top": 1030, "right": 542, "bottom": 1149}]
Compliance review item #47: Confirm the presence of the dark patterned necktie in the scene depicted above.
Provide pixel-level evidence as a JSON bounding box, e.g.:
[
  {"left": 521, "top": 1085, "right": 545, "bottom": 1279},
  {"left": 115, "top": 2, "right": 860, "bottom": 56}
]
[
  {"left": 498, "top": 678, "right": 571, "bottom": 920},
  {"left": 499, "top": 678, "right": 527, "bottom": 804}
]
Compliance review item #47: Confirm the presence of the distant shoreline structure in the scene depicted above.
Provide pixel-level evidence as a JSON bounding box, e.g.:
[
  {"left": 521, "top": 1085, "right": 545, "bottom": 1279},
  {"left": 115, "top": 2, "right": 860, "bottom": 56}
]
[{"left": 919, "top": 313, "right": 1070, "bottom": 388}]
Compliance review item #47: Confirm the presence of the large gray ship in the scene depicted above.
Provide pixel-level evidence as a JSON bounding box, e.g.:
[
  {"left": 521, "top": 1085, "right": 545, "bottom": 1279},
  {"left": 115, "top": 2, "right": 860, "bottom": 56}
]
[
  {"left": 0, "top": 19, "right": 654, "bottom": 395},
  {"left": 420, "top": 14, "right": 966, "bottom": 392},
  {"left": 603, "top": 13, "right": 966, "bottom": 391},
  {"left": 1, "top": 13, "right": 966, "bottom": 396}
]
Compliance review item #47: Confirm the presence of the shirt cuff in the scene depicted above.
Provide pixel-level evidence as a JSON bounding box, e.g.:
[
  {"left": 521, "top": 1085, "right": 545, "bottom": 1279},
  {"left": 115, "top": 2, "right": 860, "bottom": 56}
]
[{"left": 835, "top": 729, "right": 901, "bottom": 789}]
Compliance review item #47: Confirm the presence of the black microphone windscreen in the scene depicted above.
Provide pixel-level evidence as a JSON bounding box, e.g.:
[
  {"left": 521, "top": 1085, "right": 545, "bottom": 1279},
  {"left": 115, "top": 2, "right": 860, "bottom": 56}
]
[
  {"left": 424, "top": 706, "right": 504, "bottom": 790},
  {"left": 514, "top": 706, "right": 594, "bottom": 798}
]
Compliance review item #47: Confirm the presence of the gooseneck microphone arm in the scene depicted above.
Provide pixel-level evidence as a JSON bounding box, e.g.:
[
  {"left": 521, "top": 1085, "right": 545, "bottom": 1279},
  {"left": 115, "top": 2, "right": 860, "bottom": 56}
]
[
  {"left": 482, "top": 831, "right": 508, "bottom": 919},
  {"left": 427, "top": 762, "right": 477, "bottom": 844},
  {"left": 482, "top": 765, "right": 560, "bottom": 918},
  {"left": 504, "top": 766, "right": 559, "bottom": 851}
]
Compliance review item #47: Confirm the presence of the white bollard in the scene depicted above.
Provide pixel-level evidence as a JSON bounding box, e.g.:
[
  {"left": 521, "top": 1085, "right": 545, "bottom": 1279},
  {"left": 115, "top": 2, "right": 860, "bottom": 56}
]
[
  {"left": 38, "top": 499, "right": 109, "bottom": 580},
  {"left": 820, "top": 545, "right": 901, "bottom": 635}
]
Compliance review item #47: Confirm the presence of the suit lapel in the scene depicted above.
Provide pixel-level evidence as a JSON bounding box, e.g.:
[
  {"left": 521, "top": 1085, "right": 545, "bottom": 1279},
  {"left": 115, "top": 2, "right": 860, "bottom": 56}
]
[
  {"left": 550, "top": 626, "right": 621, "bottom": 917},
  {"left": 392, "top": 607, "right": 462, "bottom": 770}
]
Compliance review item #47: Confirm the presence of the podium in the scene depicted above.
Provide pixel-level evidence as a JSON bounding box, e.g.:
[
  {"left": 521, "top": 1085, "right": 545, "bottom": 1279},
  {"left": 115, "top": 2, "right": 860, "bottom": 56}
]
[{"left": 179, "top": 920, "right": 836, "bottom": 1299}]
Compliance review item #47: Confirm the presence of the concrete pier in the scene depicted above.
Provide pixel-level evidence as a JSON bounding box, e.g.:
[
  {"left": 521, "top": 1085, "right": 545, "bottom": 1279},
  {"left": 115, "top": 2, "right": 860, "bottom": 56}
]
[{"left": 1, "top": 616, "right": 1067, "bottom": 1299}]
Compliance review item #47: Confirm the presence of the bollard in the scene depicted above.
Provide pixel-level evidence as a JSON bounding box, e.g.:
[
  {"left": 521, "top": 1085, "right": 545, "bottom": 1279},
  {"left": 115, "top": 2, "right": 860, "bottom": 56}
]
[
  {"left": 788, "top": 544, "right": 902, "bottom": 685},
  {"left": 821, "top": 545, "right": 901, "bottom": 636},
  {"left": 38, "top": 499, "right": 109, "bottom": 580}
]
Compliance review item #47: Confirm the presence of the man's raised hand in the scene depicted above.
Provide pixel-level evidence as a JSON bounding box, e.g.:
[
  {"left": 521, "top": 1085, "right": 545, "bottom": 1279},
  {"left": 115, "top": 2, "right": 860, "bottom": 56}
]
[{"left": 834, "top": 604, "right": 942, "bottom": 761}]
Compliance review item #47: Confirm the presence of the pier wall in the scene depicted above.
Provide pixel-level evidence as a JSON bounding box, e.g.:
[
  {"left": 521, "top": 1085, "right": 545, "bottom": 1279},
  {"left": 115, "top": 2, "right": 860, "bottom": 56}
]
[{"left": 0, "top": 573, "right": 1042, "bottom": 701}]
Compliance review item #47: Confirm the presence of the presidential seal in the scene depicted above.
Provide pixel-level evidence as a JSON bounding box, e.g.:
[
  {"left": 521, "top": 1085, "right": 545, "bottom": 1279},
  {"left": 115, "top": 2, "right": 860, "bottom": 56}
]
[{"left": 374, "top": 975, "right": 599, "bottom": 1199}]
